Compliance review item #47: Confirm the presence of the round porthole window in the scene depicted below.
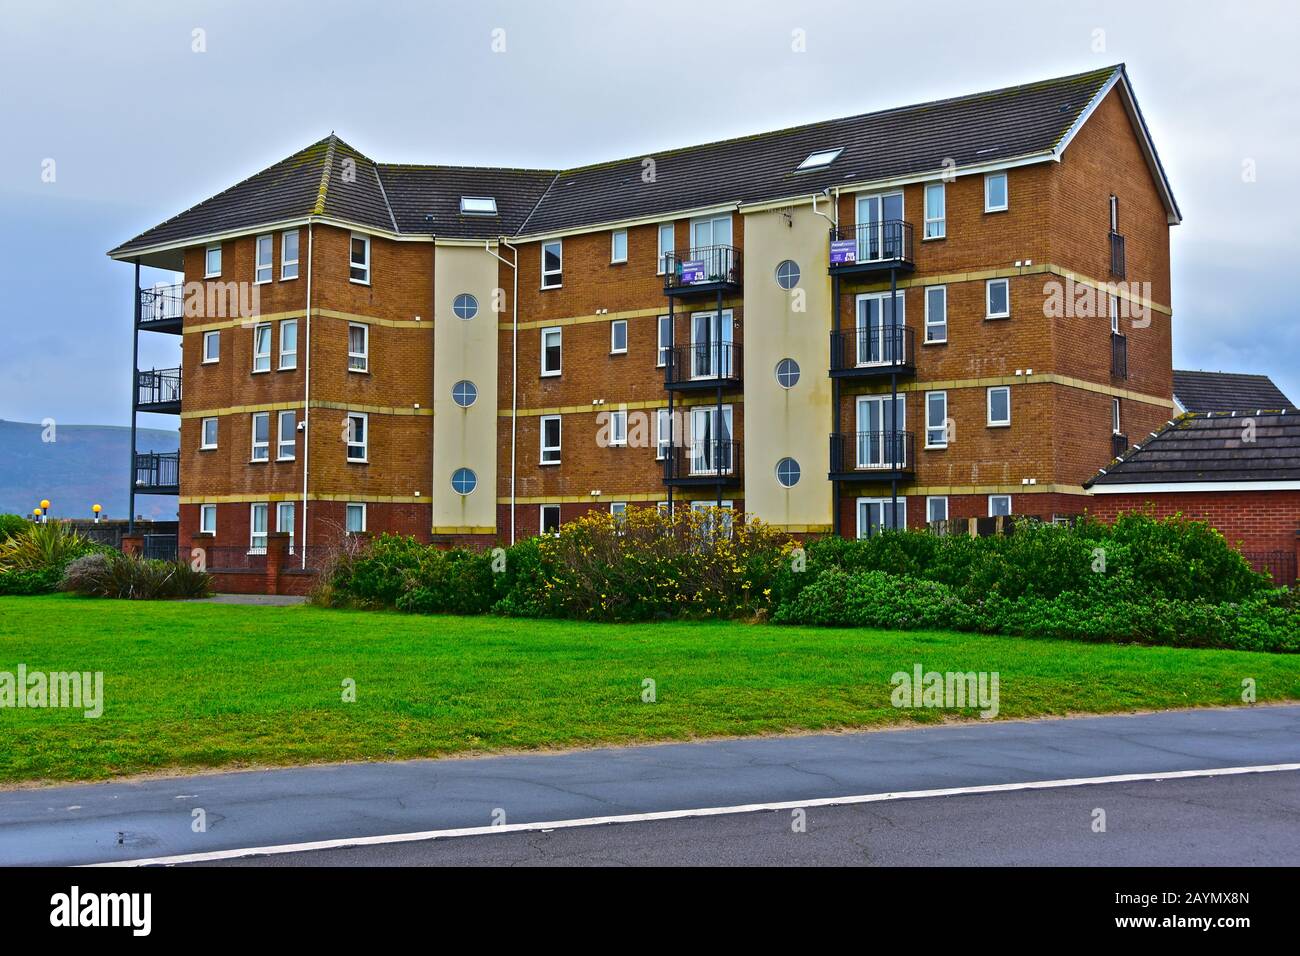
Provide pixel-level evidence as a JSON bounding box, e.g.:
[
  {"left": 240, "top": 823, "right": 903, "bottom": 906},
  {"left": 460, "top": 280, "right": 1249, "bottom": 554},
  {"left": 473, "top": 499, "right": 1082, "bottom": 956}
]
[
  {"left": 451, "top": 380, "right": 478, "bottom": 408},
  {"left": 775, "top": 358, "right": 800, "bottom": 388},
  {"left": 453, "top": 293, "right": 479, "bottom": 320},
  {"left": 776, "top": 457, "right": 801, "bottom": 488},
  {"left": 775, "top": 260, "right": 801, "bottom": 289},
  {"left": 451, "top": 467, "right": 478, "bottom": 495}
]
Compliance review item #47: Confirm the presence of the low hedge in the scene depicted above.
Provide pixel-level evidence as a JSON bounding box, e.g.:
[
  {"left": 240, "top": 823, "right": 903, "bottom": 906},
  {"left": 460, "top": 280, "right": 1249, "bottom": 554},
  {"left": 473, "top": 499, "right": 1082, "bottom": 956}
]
[{"left": 60, "top": 552, "right": 212, "bottom": 600}]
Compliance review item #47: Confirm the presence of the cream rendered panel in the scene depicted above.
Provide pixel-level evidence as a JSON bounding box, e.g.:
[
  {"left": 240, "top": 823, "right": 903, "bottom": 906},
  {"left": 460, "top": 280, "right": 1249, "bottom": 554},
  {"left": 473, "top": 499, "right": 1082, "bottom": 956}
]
[
  {"left": 432, "top": 244, "right": 499, "bottom": 531},
  {"left": 741, "top": 204, "right": 833, "bottom": 529}
]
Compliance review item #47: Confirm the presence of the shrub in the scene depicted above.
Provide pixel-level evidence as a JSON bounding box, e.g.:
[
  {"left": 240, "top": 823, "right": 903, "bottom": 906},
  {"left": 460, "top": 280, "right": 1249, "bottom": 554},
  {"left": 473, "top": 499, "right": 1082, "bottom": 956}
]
[
  {"left": 0, "top": 567, "right": 63, "bottom": 595},
  {"left": 395, "top": 548, "right": 496, "bottom": 615},
  {"left": 0, "top": 514, "right": 30, "bottom": 541},
  {"left": 772, "top": 568, "right": 973, "bottom": 631},
  {"left": 60, "top": 551, "right": 212, "bottom": 600},
  {"left": 0, "top": 521, "right": 101, "bottom": 573}
]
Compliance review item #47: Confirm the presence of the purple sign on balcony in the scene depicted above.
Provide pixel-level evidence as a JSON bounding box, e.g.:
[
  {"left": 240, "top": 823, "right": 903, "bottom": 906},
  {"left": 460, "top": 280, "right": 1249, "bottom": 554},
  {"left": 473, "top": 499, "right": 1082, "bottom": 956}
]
[
  {"left": 679, "top": 259, "right": 707, "bottom": 284},
  {"left": 830, "top": 239, "right": 857, "bottom": 265}
]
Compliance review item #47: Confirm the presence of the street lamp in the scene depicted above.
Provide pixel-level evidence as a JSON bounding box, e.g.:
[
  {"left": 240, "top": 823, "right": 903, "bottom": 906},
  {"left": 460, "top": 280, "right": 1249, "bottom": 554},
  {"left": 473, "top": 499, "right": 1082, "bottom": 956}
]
[
  {"left": 92, "top": 504, "right": 102, "bottom": 524},
  {"left": 40, "top": 499, "right": 50, "bottom": 523},
  {"left": 32, "top": 507, "right": 42, "bottom": 523}
]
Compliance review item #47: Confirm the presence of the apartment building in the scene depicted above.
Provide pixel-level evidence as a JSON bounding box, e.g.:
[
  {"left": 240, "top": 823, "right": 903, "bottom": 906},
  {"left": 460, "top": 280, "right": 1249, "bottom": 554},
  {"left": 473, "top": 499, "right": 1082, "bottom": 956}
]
[{"left": 110, "top": 64, "right": 1180, "bottom": 565}]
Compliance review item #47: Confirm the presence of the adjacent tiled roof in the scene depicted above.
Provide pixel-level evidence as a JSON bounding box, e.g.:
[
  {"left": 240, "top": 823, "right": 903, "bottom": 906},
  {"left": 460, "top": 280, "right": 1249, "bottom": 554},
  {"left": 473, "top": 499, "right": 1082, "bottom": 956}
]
[
  {"left": 112, "top": 64, "right": 1161, "bottom": 256},
  {"left": 1173, "top": 370, "right": 1296, "bottom": 414},
  {"left": 1086, "top": 412, "right": 1300, "bottom": 486}
]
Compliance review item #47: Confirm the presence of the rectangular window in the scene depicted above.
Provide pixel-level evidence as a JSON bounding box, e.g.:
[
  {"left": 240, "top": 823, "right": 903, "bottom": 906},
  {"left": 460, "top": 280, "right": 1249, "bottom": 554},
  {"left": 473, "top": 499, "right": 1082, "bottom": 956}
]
[
  {"left": 281, "top": 230, "right": 299, "bottom": 280},
  {"left": 989, "top": 494, "right": 1012, "bottom": 517},
  {"left": 205, "top": 243, "right": 221, "bottom": 278},
  {"left": 1109, "top": 293, "right": 1120, "bottom": 334},
  {"left": 200, "top": 417, "right": 218, "bottom": 450},
  {"left": 924, "top": 182, "right": 946, "bottom": 239},
  {"left": 277, "top": 410, "right": 296, "bottom": 460},
  {"left": 609, "top": 409, "right": 628, "bottom": 447},
  {"left": 345, "top": 502, "right": 366, "bottom": 533},
  {"left": 984, "top": 171, "right": 1008, "bottom": 212},
  {"left": 199, "top": 503, "right": 217, "bottom": 535},
  {"left": 541, "top": 240, "right": 562, "bottom": 289},
  {"left": 610, "top": 319, "right": 628, "bottom": 354},
  {"left": 986, "top": 278, "right": 1010, "bottom": 319},
  {"left": 276, "top": 501, "right": 296, "bottom": 553},
  {"left": 255, "top": 234, "right": 273, "bottom": 284},
  {"left": 346, "top": 412, "right": 368, "bottom": 462},
  {"left": 925, "top": 391, "right": 948, "bottom": 448},
  {"left": 924, "top": 286, "right": 947, "bottom": 343},
  {"left": 856, "top": 497, "right": 906, "bottom": 537},
  {"left": 540, "top": 327, "right": 562, "bottom": 376},
  {"left": 610, "top": 502, "right": 628, "bottom": 521},
  {"left": 657, "top": 315, "right": 672, "bottom": 367},
  {"left": 460, "top": 196, "right": 498, "bottom": 216},
  {"left": 202, "top": 330, "right": 220, "bottom": 363},
  {"left": 1112, "top": 397, "right": 1122, "bottom": 435},
  {"left": 349, "top": 233, "right": 370, "bottom": 284},
  {"left": 926, "top": 496, "right": 948, "bottom": 523},
  {"left": 249, "top": 503, "right": 268, "bottom": 553},
  {"left": 252, "top": 323, "right": 272, "bottom": 372},
  {"left": 656, "top": 408, "right": 672, "bottom": 460},
  {"left": 1109, "top": 194, "right": 1120, "bottom": 232},
  {"left": 251, "top": 412, "right": 270, "bottom": 461},
  {"left": 279, "top": 319, "right": 298, "bottom": 370},
  {"left": 657, "top": 223, "right": 675, "bottom": 274},
  {"left": 540, "top": 504, "right": 561, "bottom": 535},
  {"left": 348, "top": 323, "right": 369, "bottom": 372},
  {"left": 540, "top": 415, "right": 561, "bottom": 464},
  {"left": 611, "top": 229, "right": 628, "bottom": 264},
  {"left": 987, "top": 386, "right": 1011, "bottom": 427}
]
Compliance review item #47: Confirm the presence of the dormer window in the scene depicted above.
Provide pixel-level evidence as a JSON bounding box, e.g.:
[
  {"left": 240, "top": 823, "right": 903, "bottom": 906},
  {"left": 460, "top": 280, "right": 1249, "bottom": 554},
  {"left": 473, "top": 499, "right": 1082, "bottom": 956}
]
[
  {"left": 796, "top": 148, "right": 843, "bottom": 172},
  {"left": 460, "top": 196, "right": 498, "bottom": 216}
]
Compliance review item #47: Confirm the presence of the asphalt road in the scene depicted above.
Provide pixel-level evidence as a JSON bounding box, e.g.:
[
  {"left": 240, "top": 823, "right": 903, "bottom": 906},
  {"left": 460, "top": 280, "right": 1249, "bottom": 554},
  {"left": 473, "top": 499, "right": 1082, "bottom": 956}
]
[{"left": 2, "top": 705, "right": 1298, "bottom": 866}]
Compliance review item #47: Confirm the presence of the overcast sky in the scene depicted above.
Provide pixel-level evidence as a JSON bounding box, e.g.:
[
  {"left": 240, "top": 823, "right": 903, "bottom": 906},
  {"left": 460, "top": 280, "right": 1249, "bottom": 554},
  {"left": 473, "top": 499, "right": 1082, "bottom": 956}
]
[{"left": 1, "top": 0, "right": 1296, "bottom": 427}]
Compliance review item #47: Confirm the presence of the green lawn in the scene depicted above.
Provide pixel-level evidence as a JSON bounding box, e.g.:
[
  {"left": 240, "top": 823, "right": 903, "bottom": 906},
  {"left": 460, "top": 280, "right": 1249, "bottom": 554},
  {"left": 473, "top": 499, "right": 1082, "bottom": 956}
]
[{"left": 1, "top": 594, "right": 1297, "bottom": 786}]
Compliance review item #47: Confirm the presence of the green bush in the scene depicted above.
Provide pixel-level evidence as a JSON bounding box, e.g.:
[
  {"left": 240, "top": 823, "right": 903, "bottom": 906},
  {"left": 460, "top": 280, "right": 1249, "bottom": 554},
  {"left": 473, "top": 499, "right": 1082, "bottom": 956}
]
[
  {"left": 0, "top": 567, "right": 63, "bottom": 595},
  {"left": 0, "top": 514, "right": 30, "bottom": 541},
  {"left": 0, "top": 521, "right": 101, "bottom": 573},
  {"left": 60, "top": 552, "right": 212, "bottom": 600},
  {"left": 395, "top": 548, "right": 497, "bottom": 615}
]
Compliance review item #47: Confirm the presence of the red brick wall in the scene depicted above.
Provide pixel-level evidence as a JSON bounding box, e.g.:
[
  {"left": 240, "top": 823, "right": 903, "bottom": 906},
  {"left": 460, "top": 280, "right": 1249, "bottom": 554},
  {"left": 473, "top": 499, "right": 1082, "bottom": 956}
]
[{"left": 1085, "top": 490, "right": 1300, "bottom": 558}]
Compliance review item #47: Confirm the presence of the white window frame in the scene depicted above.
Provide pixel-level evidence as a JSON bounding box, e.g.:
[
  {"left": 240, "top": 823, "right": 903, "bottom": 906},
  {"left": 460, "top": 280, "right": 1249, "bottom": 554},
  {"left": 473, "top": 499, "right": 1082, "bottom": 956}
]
[
  {"left": 988, "top": 494, "right": 1013, "bottom": 517},
  {"left": 924, "top": 286, "right": 947, "bottom": 343},
  {"left": 610, "top": 229, "right": 628, "bottom": 264},
  {"left": 276, "top": 501, "right": 296, "bottom": 554},
  {"left": 254, "top": 234, "right": 273, "bottom": 284},
  {"left": 1112, "top": 397, "right": 1122, "bottom": 435},
  {"left": 609, "top": 502, "right": 628, "bottom": 518},
  {"left": 610, "top": 319, "right": 628, "bottom": 354},
  {"left": 250, "top": 412, "right": 270, "bottom": 462},
  {"left": 923, "top": 181, "right": 946, "bottom": 239},
  {"left": 345, "top": 412, "right": 368, "bottom": 463},
  {"left": 541, "top": 240, "right": 563, "bottom": 289},
  {"left": 348, "top": 323, "right": 369, "bottom": 372},
  {"left": 609, "top": 409, "right": 628, "bottom": 447},
  {"left": 252, "top": 323, "right": 272, "bottom": 373},
  {"left": 249, "top": 503, "right": 268, "bottom": 554},
  {"left": 200, "top": 417, "right": 218, "bottom": 450},
  {"left": 204, "top": 243, "right": 221, "bottom": 278},
  {"left": 984, "top": 171, "right": 1008, "bottom": 213},
  {"left": 279, "top": 319, "right": 298, "bottom": 370},
  {"left": 926, "top": 496, "right": 949, "bottom": 523},
  {"left": 460, "top": 196, "right": 498, "bottom": 216},
  {"left": 540, "top": 415, "right": 561, "bottom": 465},
  {"left": 345, "top": 502, "right": 367, "bottom": 534},
  {"left": 277, "top": 410, "right": 296, "bottom": 461},
  {"left": 281, "top": 230, "right": 299, "bottom": 280},
  {"left": 925, "top": 391, "right": 948, "bottom": 448},
  {"left": 985, "top": 278, "right": 1010, "bottom": 319},
  {"left": 987, "top": 386, "right": 1011, "bottom": 427},
  {"left": 855, "top": 497, "right": 907, "bottom": 537},
  {"left": 202, "top": 330, "right": 220, "bottom": 364},
  {"left": 199, "top": 503, "right": 217, "bottom": 535},
  {"left": 657, "top": 223, "right": 675, "bottom": 275},
  {"left": 656, "top": 315, "right": 672, "bottom": 367},
  {"left": 539, "top": 504, "right": 561, "bottom": 536},
  {"left": 1109, "top": 292, "right": 1120, "bottom": 334},
  {"left": 656, "top": 407, "right": 672, "bottom": 460},
  {"left": 349, "top": 233, "right": 371, "bottom": 285},
  {"left": 1109, "top": 194, "right": 1120, "bottom": 232},
  {"left": 540, "top": 326, "right": 562, "bottom": 377}
]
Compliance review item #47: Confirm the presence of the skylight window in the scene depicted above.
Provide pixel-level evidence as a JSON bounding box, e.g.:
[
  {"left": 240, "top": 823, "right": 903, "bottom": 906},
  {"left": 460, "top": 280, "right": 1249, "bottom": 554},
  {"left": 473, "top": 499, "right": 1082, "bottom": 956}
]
[
  {"left": 796, "top": 147, "right": 843, "bottom": 172},
  {"left": 460, "top": 196, "right": 498, "bottom": 216}
]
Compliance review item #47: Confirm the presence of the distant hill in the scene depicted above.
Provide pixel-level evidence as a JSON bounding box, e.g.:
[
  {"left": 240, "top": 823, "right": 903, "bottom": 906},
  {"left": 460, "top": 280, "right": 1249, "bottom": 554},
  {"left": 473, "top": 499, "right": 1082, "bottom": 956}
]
[{"left": 0, "top": 420, "right": 179, "bottom": 520}]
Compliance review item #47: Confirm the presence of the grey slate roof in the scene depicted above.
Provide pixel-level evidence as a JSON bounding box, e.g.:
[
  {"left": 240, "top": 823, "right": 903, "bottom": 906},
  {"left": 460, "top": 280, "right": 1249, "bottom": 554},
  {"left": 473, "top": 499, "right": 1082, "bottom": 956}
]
[
  {"left": 111, "top": 64, "right": 1149, "bottom": 257},
  {"left": 1086, "top": 412, "right": 1300, "bottom": 486},
  {"left": 1173, "top": 370, "right": 1296, "bottom": 414}
]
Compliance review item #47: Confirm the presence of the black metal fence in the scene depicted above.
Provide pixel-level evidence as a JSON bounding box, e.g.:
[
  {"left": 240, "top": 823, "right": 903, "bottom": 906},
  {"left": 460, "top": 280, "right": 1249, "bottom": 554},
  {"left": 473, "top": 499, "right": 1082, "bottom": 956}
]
[
  {"left": 664, "top": 342, "right": 742, "bottom": 385},
  {"left": 1111, "top": 432, "right": 1130, "bottom": 459},
  {"left": 133, "top": 451, "right": 179, "bottom": 490},
  {"left": 829, "top": 430, "right": 914, "bottom": 474},
  {"left": 1109, "top": 231, "right": 1126, "bottom": 279},
  {"left": 1242, "top": 550, "right": 1297, "bottom": 586},
  {"left": 663, "top": 246, "right": 742, "bottom": 290},
  {"left": 142, "top": 534, "right": 179, "bottom": 561},
  {"left": 136, "top": 367, "right": 182, "bottom": 407},
  {"left": 1111, "top": 332, "right": 1128, "bottom": 379},
  {"left": 139, "top": 283, "right": 185, "bottom": 326},
  {"left": 662, "top": 439, "right": 741, "bottom": 483},
  {"left": 829, "top": 220, "right": 914, "bottom": 266},
  {"left": 829, "top": 325, "right": 913, "bottom": 371}
]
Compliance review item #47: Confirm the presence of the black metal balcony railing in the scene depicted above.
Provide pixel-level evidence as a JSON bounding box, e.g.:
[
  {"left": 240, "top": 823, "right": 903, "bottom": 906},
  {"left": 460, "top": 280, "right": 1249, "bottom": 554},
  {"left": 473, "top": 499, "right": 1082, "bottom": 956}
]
[
  {"left": 829, "top": 220, "right": 914, "bottom": 269},
  {"left": 829, "top": 325, "right": 914, "bottom": 375},
  {"left": 141, "top": 533, "right": 179, "bottom": 562},
  {"left": 1111, "top": 332, "right": 1128, "bottom": 379},
  {"left": 663, "top": 246, "right": 742, "bottom": 292},
  {"left": 1111, "top": 432, "right": 1130, "bottom": 459},
  {"left": 662, "top": 439, "right": 742, "bottom": 485},
  {"left": 136, "top": 367, "right": 181, "bottom": 410},
  {"left": 664, "top": 342, "right": 743, "bottom": 388},
  {"left": 139, "top": 283, "right": 185, "bottom": 329},
  {"left": 829, "top": 430, "right": 914, "bottom": 477},
  {"left": 1109, "top": 231, "right": 1126, "bottom": 279},
  {"left": 133, "top": 451, "right": 179, "bottom": 492}
]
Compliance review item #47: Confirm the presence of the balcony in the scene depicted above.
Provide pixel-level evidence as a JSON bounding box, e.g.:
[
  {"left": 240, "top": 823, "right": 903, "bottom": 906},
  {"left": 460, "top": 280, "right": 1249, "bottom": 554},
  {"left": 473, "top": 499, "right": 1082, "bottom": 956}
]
[
  {"left": 828, "top": 220, "right": 914, "bottom": 276},
  {"left": 134, "top": 451, "right": 179, "bottom": 495},
  {"left": 1111, "top": 432, "right": 1130, "bottom": 459},
  {"left": 829, "top": 326, "right": 914, "bottom": 379},
  {"left": 138, "top": 283, "right": 185, "bottom": 334},
  {"left": 135, "top": 367, "right": 181, "bottom": 413},
  {"left": 663, "top": 246, "right": 742, "bottom": 297},
  {"left": 664, "top": 343, "right": 742, "bottom": 391},
  {"left": 1109, "top": 231, "right": 1126, "bottom": 280},
  {"left": 1111, "top": 332, "right": 1128, "bottom": 379},
  {"left": 828, "top": 431, "right": 914, "bottom": 482},
  {"left": 662, "top": 439, "right": 742, "bottom": 487}
]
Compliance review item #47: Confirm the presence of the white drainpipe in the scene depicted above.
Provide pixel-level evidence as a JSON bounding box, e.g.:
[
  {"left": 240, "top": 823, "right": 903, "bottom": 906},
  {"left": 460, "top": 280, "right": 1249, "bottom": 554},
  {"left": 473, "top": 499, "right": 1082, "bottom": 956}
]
[{"left": 299, "top": 223, "right": 313, "bottom": 568}]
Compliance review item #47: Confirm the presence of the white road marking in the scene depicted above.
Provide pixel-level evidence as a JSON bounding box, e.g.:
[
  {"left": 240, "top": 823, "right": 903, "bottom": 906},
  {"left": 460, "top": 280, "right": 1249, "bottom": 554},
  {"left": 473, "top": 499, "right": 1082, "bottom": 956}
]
[{"left": 88, "top": 762, "right": 1300, "bottom": 867}]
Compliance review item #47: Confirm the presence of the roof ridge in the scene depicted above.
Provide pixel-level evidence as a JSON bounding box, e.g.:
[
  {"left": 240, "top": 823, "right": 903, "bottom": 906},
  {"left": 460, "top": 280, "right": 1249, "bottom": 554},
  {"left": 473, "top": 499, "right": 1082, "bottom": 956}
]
[
  {"left": 517, "top": 172, "right": 564, "bottom": 236},
  {"left": 312, "top": 133, "right": 338, "bottom": 216}
]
